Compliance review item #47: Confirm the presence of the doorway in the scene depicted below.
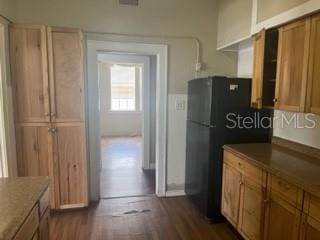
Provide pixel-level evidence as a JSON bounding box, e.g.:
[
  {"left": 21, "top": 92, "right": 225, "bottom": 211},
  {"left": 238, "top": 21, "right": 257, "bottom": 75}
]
[
  {"left": 87, "top": 40, "right": 168, "bottom": 201},
  {"left": 98, "top": 53, "right": 155, "bottom": 198}
]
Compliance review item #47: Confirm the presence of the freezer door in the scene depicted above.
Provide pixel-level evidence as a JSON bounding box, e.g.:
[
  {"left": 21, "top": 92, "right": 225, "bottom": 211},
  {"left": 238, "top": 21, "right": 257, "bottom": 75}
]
[{"left": 187, "top": 78, "right": 213, "bottom": 126}]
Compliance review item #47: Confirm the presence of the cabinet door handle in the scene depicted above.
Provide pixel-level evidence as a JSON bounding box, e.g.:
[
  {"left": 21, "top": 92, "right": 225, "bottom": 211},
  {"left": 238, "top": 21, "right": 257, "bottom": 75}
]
[
  {"left": 273, "top": 98, "right": 278, "bottom": 103},
  {"left": 45, "top": 112, "right": 50, "bottom": 117},
  {"left": 239, "top": 181, "right": 244, "bottom": 186}
]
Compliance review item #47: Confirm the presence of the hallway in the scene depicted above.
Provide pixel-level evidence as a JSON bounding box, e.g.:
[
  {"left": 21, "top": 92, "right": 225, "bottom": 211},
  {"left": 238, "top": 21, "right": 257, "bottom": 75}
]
[{"left": 100, "top": 137, "right": 155, "bottom": 198}]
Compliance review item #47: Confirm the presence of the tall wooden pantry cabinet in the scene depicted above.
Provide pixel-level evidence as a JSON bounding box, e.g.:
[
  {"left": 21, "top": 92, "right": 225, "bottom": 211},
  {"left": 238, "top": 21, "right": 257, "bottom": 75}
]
[{"left": 10, "top": 24, "right": 88, "bottom": 210}]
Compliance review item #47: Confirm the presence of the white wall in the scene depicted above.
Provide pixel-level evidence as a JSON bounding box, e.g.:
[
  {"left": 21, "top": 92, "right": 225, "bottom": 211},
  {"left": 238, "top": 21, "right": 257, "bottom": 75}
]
[
  {"left": 0, "top": 0, "right": 17, "bottom": 20},
  {"left": 237, "top": 39, "right": 254, "bottom": 78},
  {"left": 237, "top": 40, "right": 320, "bottom": 149},
  {"left": 167, "top": 94, "right": 187, "bottom": 192},
  {"left": 217, "top": 0, "right": 252, "bottom": 49},
  {"left": 13, "top": 0, "right": 238, "bottom": 94}
]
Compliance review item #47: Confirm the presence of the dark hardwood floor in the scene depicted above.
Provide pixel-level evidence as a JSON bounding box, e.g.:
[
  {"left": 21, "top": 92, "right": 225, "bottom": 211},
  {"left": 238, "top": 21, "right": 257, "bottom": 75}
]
[{"left": 50, "top": 195, "right": 239, "bottom": 240}]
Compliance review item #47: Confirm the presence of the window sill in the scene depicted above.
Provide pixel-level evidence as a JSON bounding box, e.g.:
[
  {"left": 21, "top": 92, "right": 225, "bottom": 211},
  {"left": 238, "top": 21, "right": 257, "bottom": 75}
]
[{"left": 107, "top": 110, "right": 142, "bottom": 115}]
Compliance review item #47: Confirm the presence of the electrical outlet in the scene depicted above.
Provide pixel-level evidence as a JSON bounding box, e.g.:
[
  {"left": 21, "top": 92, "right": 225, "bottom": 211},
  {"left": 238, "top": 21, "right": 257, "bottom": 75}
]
[{"left": 175, "top": 99, "right": 185, "bottom": 111}]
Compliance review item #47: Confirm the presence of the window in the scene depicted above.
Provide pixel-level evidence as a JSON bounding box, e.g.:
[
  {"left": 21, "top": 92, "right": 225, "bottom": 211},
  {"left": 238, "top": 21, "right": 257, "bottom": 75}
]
[{"left": 110, "top": 64, "right": 140, "bottom": 111}]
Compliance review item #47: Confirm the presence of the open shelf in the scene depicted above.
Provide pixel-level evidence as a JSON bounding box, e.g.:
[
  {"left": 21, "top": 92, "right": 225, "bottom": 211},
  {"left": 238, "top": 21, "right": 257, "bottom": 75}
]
[{"left": 262, "top": 28, "right": 279, "bottom": 108}]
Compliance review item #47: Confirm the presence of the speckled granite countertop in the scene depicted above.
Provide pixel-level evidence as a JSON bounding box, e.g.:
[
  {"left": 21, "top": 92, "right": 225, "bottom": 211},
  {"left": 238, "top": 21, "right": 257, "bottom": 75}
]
[
  {"left": 223, "top": 143, "right": 320, "bottom": 198},
  {"left": 0, "top": 177, "right": 49, "bottom": 240}
]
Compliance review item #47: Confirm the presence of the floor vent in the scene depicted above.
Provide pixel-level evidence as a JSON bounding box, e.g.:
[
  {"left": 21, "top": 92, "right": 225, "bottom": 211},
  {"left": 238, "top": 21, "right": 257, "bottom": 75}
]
[{"left": 119, "top": 0, "right": 139, "bottom": 6}]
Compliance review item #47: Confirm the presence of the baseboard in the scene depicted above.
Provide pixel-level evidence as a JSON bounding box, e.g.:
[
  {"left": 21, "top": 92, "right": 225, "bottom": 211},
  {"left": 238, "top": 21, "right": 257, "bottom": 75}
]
[{"left": 165, "top": 190, "right": 186, "bottom": 197}]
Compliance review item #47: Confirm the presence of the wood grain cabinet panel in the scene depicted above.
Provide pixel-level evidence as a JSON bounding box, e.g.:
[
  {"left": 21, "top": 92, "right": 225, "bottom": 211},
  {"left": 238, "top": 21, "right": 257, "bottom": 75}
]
[
  {"left": 275, "top": 19, "right": 311, "bottom": 112},
  {"left": 47, "top": 27, "right": 85, "bottom": 123},
  {"left": 300, "top": 214, "right": 320, "bottom": 240},
  {"left": 16, "top": 124, "right": 56, "bottom": 209},
  {"left": 221, "top": 163, "right": 241, "bottom": 227},
  {"left": 252, "top": 29, "right": 266, "bottom": 109},
  {"left": 306, "top": 14, "right": 320, "bottom": 114},
  {"left": 39, "top": 208, "right": 50, "bottom": 240},
  {"left": 11, "top": 24, "right": 88, "bottom": 210},
  {"left": 16, "top": 124, "right": 51, "bottom": 177},
  {"left": 238, "top": 176, "right": 265, "bottom": 240},
  {"left": 10, "top": 25, "right": 50, "bottom": 123},
  {"left": 52, "top": 123, "right": 88, "bottom": 209},
  {"left": 264, "top": 194, "right": 301, "bottom": 240}
]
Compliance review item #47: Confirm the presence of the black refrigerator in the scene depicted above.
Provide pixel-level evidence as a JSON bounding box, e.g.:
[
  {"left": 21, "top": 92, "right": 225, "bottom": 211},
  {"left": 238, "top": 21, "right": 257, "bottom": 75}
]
[{"left": 185, "top": 76, "right": 272, "bottom": 222}]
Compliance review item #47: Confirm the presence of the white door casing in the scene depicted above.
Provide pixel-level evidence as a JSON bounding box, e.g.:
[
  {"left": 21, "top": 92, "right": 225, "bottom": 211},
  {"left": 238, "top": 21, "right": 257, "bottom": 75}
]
[{"left": 87, "top": 40, "right": 168, "bottom": 200}]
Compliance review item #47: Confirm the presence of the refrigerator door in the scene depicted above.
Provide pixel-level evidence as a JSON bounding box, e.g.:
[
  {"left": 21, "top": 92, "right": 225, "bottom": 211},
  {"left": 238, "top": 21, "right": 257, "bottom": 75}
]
[
  {"left": 187, "top": 78, "right": 214, "bottom": 126},
  {"left": 185, "top": 120, "right": 211, "bottom": 217}
]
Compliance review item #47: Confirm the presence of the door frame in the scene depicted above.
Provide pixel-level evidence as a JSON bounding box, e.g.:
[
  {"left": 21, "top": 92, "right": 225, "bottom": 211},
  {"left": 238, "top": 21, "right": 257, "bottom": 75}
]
[
  {"left": 87, "top": 40, "right": 168, "bottom": 200},
  {"left": 96, "top": 53, "right": 151, "bottom": 170}
]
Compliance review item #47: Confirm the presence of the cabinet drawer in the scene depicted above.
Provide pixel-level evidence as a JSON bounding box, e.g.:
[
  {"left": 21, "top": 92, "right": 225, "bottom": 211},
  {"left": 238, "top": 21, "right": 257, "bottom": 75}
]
[
  {"left": 14, "top": 205, "right": 39, "bottom": 240},
  {"left": 39, "top": 187, "right": 50, "bottom": 217},
  {"left": 224, "top": 151, "right": 264, "bottom": 185},
  {"left": 304, "top": 193, "right": 320, "bottom": 222},
  {"left": 269, "top": 175, "right": 303, "bottom": 209}
]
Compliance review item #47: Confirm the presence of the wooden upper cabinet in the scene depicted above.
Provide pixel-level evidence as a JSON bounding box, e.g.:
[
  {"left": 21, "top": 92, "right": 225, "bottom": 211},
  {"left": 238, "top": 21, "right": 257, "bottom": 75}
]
[
  {"left": 221, "top": 163, "right": 241, "bottom": 227},
  {"left": 47, "top": 27, "right": 85, "bottom": 122},
  {"left": 10, "top": 25, "right": 50, "bottom": 123},
  {"left": 252, "top": 29, "right": 266, "bottom": 109},
  {"left": 52, "top": 123, "right": 88, "bottom": 209},
  {"left": 306, "top": 14, "right": 320, "bottom": 114},
  {"left": 275, "top": 19, "right": 311, "bottom": 112}
]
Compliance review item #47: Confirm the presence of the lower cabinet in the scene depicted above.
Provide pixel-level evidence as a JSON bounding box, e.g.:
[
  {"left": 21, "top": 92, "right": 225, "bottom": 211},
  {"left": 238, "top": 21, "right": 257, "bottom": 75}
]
[
  {"left": 52, "top": 123, "right": 88, "bottom": 209},
  {"left": 39, "top": 208, "right": 50, "bottom": 240},
  {"left": 222, "top": 153, "right": 266, "bottom": 240},
  {"left": 238, "top": 176, "right": 265, "bottom": 240},
  {"left": 16, "top": 123, "right": 88, "bottom": 210},
  {"left": 221, "top": 163, "right": 241, "bottom": 227},
  {"left": 301, "top": 215, "right": 320, "bottom": 240},
  {"left": 263, "top": 195, "right": 301, "bottom": 240},
  {"left": 222, "top": 150, "right": 320, "bottom": 240},
  {"left": 13, "top": 187, "right": 50, "bottom": 240}
]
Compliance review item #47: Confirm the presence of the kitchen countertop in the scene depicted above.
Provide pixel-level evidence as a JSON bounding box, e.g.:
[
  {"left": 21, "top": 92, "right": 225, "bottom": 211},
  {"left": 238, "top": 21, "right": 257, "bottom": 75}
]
[
  {"left": 223, "top": 143, "right": 320, "bottom": 198},
  {"left": 0, "top": 177, "right": 49, "bottom": 240}
]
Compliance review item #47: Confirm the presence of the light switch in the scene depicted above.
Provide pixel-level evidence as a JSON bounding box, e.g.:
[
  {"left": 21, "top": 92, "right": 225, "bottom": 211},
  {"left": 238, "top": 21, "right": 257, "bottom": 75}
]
[{"left": 175, "top": 99, "right": 185, "bottom": 111}]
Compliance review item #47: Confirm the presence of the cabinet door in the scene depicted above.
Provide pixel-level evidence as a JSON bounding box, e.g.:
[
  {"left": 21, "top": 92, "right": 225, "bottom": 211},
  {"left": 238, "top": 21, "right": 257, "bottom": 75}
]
[
  {"left": 251, "top": 29, "right": 266, "bottom": 109},
  {"left": 238, "top": 176, "right": 265, "bottom": 240},
  {"left": 264, "top": 194, "right": 301, "bottom": 240},
  {"left": 16, "top": 124, "right": 51, "bottom": 177},
  {"left": 221, "top": 163, "right": 242, "bottom": 227},
  {"left": 301, "top": 215, "right": 320, "bottom": 240},
  {"left": 39, "top": 208, "right": 50, "bottom": 240},
  {"left": 53, "top": 123, "right": 88, "bottom": 209},
  {"left": 16, "top": 124, "right": 56, "bottom": 208},
  {"left": 10, "top": 25, "right": 50, "bottom": 123},
  {"left": 306, "top": 14, "right": 320, "bottom": 114},
  {"left": 47, "top": 27, "right": 85, "bottom": 122},
  {"left": 275, "top": 19, "right": 311, "bottom": 112}
]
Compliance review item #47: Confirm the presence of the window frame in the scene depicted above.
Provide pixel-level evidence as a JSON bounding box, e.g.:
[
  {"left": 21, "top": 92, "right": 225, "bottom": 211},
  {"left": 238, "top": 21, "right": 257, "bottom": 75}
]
[{"left": 108, "top": 63, "right": 143, "bottom": 113}]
